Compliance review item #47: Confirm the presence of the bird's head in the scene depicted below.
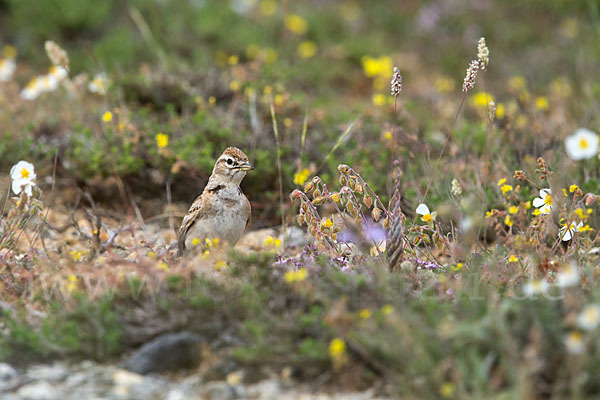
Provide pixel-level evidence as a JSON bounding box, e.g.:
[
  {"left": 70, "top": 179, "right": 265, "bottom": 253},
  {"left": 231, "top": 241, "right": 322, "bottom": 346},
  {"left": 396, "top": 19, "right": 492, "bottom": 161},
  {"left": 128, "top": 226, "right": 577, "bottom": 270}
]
[{"left": 212, "top": 147, "right": 254, "bottom": 185}]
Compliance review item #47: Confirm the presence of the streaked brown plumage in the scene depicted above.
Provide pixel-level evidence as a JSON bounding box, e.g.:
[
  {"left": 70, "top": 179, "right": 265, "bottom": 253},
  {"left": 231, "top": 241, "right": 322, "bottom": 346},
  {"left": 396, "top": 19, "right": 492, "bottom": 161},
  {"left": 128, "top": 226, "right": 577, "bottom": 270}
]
[{"left": 177, "top": 147, "right": 253, "bottom": 256}]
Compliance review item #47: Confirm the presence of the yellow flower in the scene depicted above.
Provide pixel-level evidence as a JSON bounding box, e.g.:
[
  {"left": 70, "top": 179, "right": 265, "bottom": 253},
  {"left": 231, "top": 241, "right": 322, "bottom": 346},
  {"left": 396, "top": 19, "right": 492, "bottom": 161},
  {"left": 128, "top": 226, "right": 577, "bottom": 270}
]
[
  {"left": 361, "top": 56, "right": 392, "bottom": 78},
  {"left": 569, "top": 184, "right": 580, "bottom": 193},
  {"left": 214, "top": 260, "right": 227, "bottom": 269},
  {"left": 381, "top": 304, "right": 394, "bottom": 315},
  {"left": 70, "top": 250, "right": 83, "bottom": 261},
  {"left": 102, "top": 111, "right": 113, "bottom": 123},
  {"left": 500, "top": 184, "right": 513, "bottom": 195},
  {"left": 297, "top": 41, "right": 317, "bottom": 59},
  {"left": 328, "top": 338, "right": 346, "bottom": 359},
  {"left": 321, "top": 218, "right": 333, "bottom": 228},
  {"left": 192, "top": 238, "right": 200, "bottom": 247},
  {"left": 505, "top": 215, "right": 514, "bottom": 227},
  {"left": 469, "top": 91, "right": 494, "bottom": 109},
  {"left": 147, "top": 251, "right": 156, "bottom": 259},
  {"left": 496, "top": 103, "right": 505, "bottom": 118},
  {"left": 524, "top": 201, "right": 531, "bottom": 209},
  {"left": 264, "top": 236, "right": 282, "bottom": 248},
  {"left": 284, "top": 268, "right": 307, "bottom": 283},
  {"left": 497, "top": 178, "right": 506, "bottom": 186},
  {"left": 485, "top": 210, "right": 494, "bottom": 218},
  {"left": 208, "top": 96, "right": 216, "bottom": 106},
  {"left": 259, "top": 0, "right": 277, "bottom": 16},
  {"left": 284, "top": 14, "right": 308, "bottom": 35},
  {"left": 508, "top": 255, "right": 519, "bottom": 263},
  {"left": 205, "top": 237, "right": 220, "bottom": 247},
  {"left": 440, "top": 382, "right": 455, "bottom": 398},
  {"left": 508, "top": 206, "right": 518, "bottom": 215},
  {"left": 229, "top": 80, "right": 240, "bottom": 91},
  {"left": 67, "top": 274, "right": 78, "bottom": 292},
  {"left": 330, "top": 193, "right": 341, "bottom": 203},
  {"left": 359, "top": 309, "right": 371, "bottom": 319},
  {"left": 227, "top": 55, "right": 239, "bottom": 65},
  {"left": 535, "top": 96, "right": 549, "bottom": 111},
  {"left": 384, "top": 131, "right": 392, "bottom": 141},
  {"left": 451, "top": 262, "right": 464, "bottom": 271},
  {"left": 157, "top": 262, "right": 169, "bottom": 271},
  {"left": 156, "top": 133, "right": 169, "bottom": 149},
  {"left": 372, "top": 93, "right": 385, "bottom": 106},
  {"left": 293, "top": 168, "right": 310, "bottom": 186},
  {"left": 274, "top": 94, "right": 284, "bottom": 106},
  {"left": 283, "top": 118, "right": 292, "bottom": 127}
]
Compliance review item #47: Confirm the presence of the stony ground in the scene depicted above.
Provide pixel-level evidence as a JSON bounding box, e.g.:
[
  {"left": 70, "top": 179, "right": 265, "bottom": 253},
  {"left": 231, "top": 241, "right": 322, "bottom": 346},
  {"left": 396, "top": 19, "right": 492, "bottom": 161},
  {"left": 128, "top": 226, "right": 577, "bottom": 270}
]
[{"left": 0, "top": 361, "right": 386, "bottom": 400}]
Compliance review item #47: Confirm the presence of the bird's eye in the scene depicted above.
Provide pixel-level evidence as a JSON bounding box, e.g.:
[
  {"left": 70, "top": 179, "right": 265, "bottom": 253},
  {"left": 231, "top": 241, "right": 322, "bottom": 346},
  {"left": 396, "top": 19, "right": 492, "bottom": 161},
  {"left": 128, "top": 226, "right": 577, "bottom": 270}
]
[{"left": 226, "top": 158, "right": 233, "bottom": 165}]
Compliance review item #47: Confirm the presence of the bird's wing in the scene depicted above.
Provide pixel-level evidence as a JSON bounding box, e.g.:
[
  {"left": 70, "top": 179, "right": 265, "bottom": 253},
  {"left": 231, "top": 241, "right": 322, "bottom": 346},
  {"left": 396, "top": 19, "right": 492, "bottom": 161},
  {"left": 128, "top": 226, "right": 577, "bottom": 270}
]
[
  {"left": 244, "top": 194, "right": 251, "bottom": 228},
  {"left": 177, "top": 193, "right": 209, "bottom": 255}
]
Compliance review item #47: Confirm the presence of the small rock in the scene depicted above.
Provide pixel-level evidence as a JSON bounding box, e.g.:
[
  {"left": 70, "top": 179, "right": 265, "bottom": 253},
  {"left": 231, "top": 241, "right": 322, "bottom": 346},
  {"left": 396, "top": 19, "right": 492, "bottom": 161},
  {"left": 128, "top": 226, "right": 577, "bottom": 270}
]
[
  {"left": 124, "top": 331, "right": 204, "bottom": 374},
  {"left": 283, "top": 226, "right": 311, "bottom": 248},
  {"left": 26, "top": 363, "right": 68, "bottom": 382},
  {"left": 128, "top": 377, "right": 168, "bottom": 400},
  {"left": 0, "top": 363, "right": 18, "bottom": 381},
  {"left": 16, "top": 381, "right": 59, "bottom": 400},
  {"left": 247, "top": 379, "right": 283, "bottom": 400},
  {"left": 200, "top": 381, "right": 236, "bottom": 400},
  {"left": 0, "top": 363, "right": 18, "bottom": 391}
]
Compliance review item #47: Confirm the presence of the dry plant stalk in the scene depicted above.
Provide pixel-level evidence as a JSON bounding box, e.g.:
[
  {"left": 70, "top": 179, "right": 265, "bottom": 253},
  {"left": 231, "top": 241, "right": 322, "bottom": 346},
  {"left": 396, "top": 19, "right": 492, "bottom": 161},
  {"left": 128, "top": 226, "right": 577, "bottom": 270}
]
[{"left": 45, "top": 40, "right": 70, "bottom": 70}]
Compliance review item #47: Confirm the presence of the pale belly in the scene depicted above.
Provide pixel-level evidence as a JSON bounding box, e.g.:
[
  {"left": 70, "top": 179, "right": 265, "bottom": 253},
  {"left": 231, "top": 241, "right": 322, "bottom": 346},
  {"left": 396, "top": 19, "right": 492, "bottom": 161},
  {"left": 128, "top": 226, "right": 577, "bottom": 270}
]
[{"left": 184, "top": 205, "right": 248, "bottom": 248}]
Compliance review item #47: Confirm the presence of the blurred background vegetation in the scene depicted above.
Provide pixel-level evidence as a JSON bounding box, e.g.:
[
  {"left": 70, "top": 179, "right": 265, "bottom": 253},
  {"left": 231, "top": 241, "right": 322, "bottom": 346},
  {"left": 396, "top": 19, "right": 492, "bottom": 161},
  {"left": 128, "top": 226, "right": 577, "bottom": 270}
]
[{"left": 1, "top": 0, "right": 599, "bottom": 226}]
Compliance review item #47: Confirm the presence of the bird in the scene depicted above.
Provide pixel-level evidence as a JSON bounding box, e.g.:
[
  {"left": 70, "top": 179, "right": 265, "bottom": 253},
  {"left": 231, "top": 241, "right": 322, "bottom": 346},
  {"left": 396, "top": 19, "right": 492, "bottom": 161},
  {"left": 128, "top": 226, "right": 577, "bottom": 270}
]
[{"left": 177, "top": 147, "right": 253, "bottom": 256}]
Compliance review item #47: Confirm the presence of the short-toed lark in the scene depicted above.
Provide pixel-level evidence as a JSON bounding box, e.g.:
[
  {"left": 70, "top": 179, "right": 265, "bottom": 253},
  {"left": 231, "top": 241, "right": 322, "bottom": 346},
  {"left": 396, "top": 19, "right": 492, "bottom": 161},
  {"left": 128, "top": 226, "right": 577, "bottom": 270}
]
[{"left": 177, "top": 147, "right": 253, "bottom": 255}]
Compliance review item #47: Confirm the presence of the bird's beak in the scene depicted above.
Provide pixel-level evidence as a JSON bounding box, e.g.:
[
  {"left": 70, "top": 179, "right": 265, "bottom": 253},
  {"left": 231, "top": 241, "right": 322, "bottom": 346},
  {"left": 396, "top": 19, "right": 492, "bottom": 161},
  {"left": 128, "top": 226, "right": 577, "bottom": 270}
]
[{"left": 239, "top": 162, "right": 254, "bottom": 171}]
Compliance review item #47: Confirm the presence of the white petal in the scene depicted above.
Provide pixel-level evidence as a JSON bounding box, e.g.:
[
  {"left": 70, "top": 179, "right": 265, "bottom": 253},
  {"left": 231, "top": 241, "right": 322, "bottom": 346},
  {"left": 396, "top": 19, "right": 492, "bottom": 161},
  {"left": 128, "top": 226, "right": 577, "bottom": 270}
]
[
  {"left": 11, "top": 180, "right": 22, "bottom": 195},
  {"left": 560, "top": 227, "right": 572, "bottom": 241},
  {"left": 415, "top": 203, "right": 430, "bottom": 216},
  {"left": 540, "top": 205, "right": 552, "bottom": 214},
  {"left": 532, "top": 197, "right": 545, "bottom": 208},
  {"left": 539, "top": 188, "right": 551, "bottom": 197}
]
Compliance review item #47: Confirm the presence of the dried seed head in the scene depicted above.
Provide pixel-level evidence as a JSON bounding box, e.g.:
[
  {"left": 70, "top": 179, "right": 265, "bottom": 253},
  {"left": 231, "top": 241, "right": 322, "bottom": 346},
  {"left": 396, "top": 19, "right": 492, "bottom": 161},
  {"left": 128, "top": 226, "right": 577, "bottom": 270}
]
[
  {"left": 304, "top": 182, "right": 314, "bottom": 193},
  {"left": 313, "top": 189, "right": 321, "bottom": 199},
  {"left": 312, "top": 197, "right": 325, "bottom": 205},
  {"left": 462, "top": 60, "right": 479, "bottom": 92},
  {"left": 337, "top": 164, "right": 350, "bottom": 174},
  {"left": 451, "top": 179, "right": 462, "bottom": 197},
  {"left": 290, "top": 189, "right": 303, "bottom": 200},
  {"left": 348, "top": 179, "right": 355, "bottom": 190},
  {"left": 390, "top": 67, "right": 402, "bottom": 97},
  {"left": 297, "top": 214, "right": 305, "bottom": 225},
  {"left": 477, "top": 37, "right": 489, "bottom": 70},
  {"left": 372, "top": 207, "right": 381, "bottom": 222},
  {"left": 363, "top": 194, "right": 373, "bottom": 208},
  {"left": 330, "top": 193, "right": 341, "bottom": 203},
  {"left": 339, "top": 175, "right": 348, "bottom": 186},
  {"left": 356, "top": 183, "right": 364, "bottom": 194},
  {"left": 45, "top": 40, "right": 69, "bottom": 70},
  {"left": 488, "top": 100, "right": 496, "bottom": 121}
]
